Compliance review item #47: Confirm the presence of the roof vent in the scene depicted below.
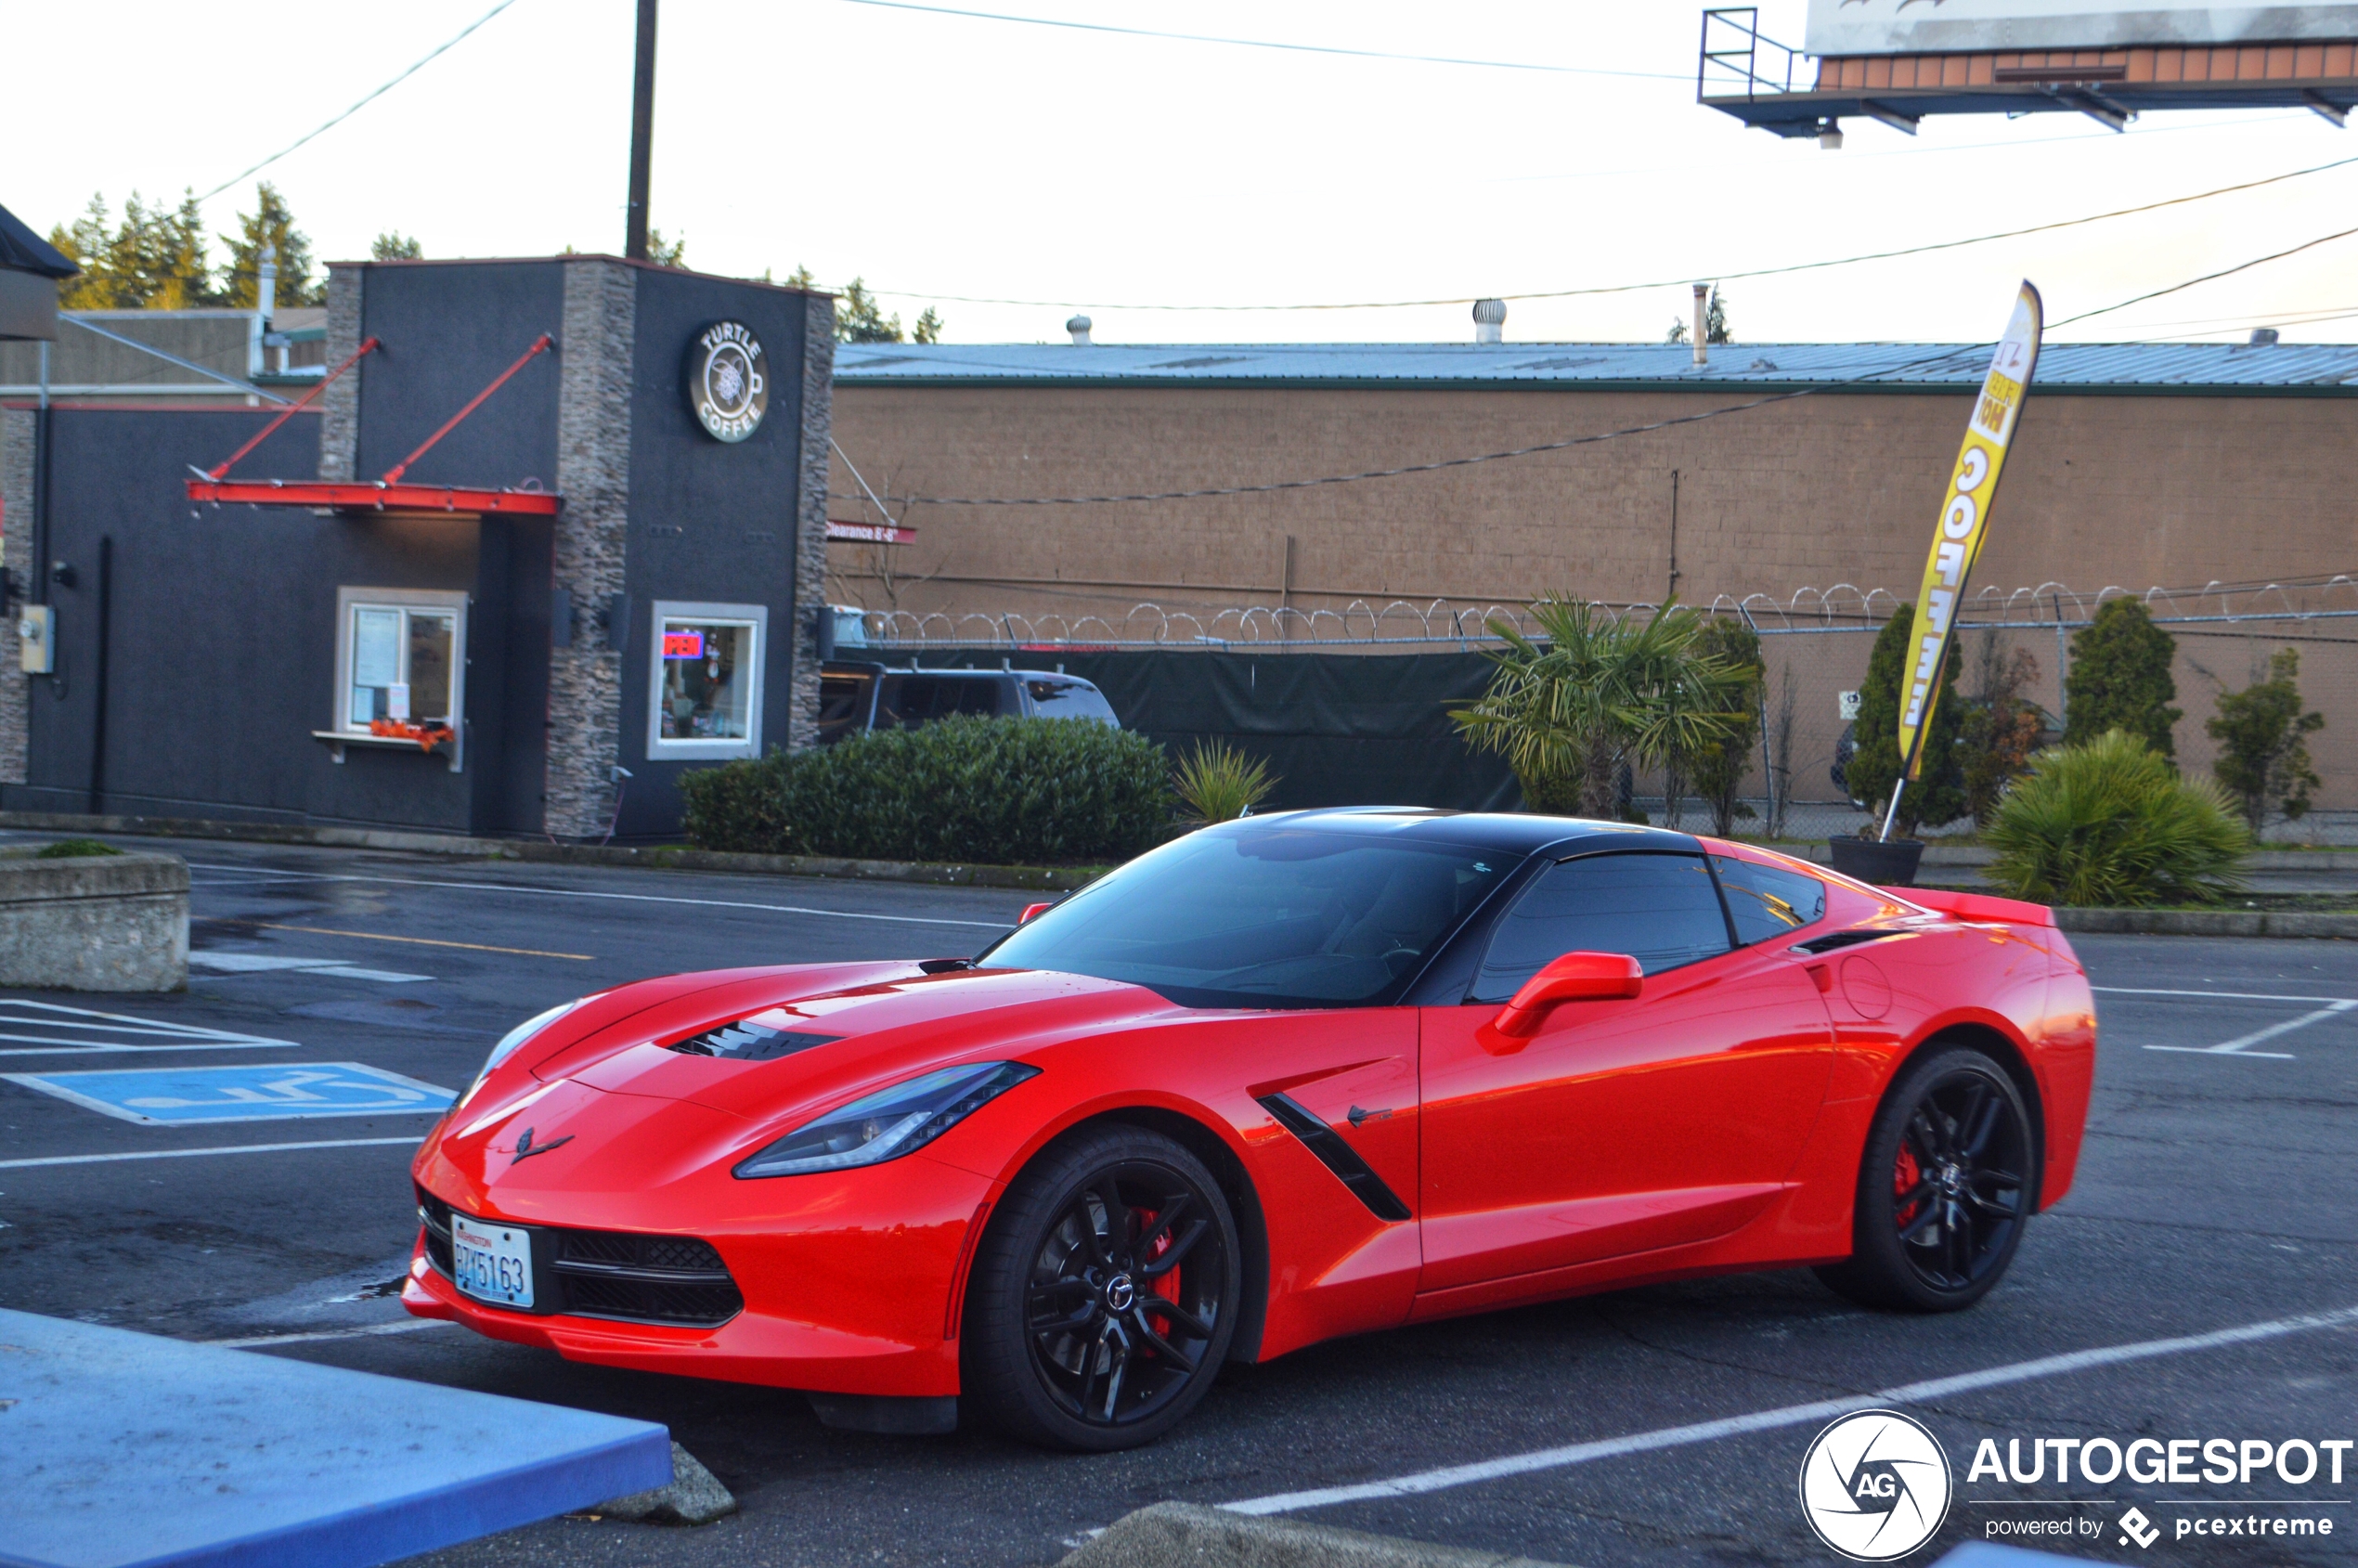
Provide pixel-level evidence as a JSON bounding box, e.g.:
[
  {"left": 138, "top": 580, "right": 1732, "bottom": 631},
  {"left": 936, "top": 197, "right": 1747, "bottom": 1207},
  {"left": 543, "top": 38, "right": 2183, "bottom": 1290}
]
[
  {"left": 2249, "top": 327, "right": 2280, "bottom": 346},
  {"left": 1066, "top": 314, "right": 1093, "bottom": 346},
  {"left": 1472, "top": 298, "right": 1507, "bottom": 344}
]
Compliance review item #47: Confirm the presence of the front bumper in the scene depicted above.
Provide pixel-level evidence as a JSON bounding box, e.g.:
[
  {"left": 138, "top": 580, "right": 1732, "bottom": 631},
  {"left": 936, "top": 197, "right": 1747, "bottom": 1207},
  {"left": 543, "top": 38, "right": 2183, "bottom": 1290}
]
[{"left": 406, "top": 1149, "right": 996, "bottom": 1398}]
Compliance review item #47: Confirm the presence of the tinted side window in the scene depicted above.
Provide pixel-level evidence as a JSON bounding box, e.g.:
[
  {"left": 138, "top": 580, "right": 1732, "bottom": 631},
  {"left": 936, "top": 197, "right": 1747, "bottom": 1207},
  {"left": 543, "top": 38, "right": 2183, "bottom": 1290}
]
[
  {"left": 1471, "top": 852, "right": 1731, "bottom": 1001},
  {"left": 817, "top": 674, "right": 872, "bottom": 744},
  {"left": 878, "top": 676, "right": 1004, "bottom": 728},
  {"left": 1024, "top": 678, "right": 1118, "bottom": 723},
  {"left": 1712, "top": 855, "right": 1827, "bottom": 945}
]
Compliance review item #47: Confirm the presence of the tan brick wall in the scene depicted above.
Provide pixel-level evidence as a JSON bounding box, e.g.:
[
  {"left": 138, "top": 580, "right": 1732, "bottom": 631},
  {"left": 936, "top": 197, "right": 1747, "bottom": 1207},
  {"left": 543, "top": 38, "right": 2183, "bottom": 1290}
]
[{"left": 823, "top": 384, "right": 2358, "bottom": 627}]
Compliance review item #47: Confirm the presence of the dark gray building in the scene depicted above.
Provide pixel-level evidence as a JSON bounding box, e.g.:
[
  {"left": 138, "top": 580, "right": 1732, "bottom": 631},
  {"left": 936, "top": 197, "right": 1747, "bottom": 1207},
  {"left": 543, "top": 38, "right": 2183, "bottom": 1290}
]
[{"left": 1, "top": 255, "right": 835, "bottom": 838}]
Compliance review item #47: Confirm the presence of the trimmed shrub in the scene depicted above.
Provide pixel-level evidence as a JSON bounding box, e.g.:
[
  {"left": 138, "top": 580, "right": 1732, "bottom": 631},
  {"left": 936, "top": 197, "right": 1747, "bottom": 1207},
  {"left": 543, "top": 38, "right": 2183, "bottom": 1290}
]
[
  {"left": 1844, "top": 603, "right": 1966, "bottom": 836},
  {"left": 680, "top": 717, "right": 1172, "bottom": 865},
  {"left": 2064, "top": 600, "right": 2180, "bottom": 757},
  {"left": 1984, "top": 730, "right": 2248, "bottom": 907},
  {"left": 2206, "top": 647, "right": 2325, "bottom": 835},
  {"left": 1684, "top": 616, "right": 1765, "bottom": 836}
]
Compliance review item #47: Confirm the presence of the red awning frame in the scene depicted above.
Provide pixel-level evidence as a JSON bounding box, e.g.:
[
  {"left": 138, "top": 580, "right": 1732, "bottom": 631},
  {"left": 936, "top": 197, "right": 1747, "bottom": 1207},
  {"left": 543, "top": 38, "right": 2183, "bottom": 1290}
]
[{"left": 186, "top": 333, "right": 564, "bottom": 520}]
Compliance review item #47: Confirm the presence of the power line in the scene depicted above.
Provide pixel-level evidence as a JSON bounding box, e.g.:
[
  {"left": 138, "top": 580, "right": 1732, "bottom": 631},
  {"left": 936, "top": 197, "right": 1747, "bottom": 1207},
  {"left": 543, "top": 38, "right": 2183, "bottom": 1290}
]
[
  {"left": 881, "top": 345, "right": 1985, "bottom": 508},
  {"left": 833, "top": 0, "right": 1687, "bottom": 80},
  {"left": 198, "top": 0, "right": 523, "bottom": 203},
  {"left": 857, "top": 151, "right": 2358, "bottom": 314},
  {"left": 2049, "top": 224, "right": 2358, "bottom": 329},
  {"left": 867, "top": 225, "right": 2358, "bottom": 509}
]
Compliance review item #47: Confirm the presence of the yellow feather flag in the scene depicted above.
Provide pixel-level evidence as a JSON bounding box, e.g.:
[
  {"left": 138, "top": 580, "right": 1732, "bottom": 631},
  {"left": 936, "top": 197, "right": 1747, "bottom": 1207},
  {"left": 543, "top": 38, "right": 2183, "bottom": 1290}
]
[{"left": 1895, "top": 282, "right": 2043, "bottom": 792}]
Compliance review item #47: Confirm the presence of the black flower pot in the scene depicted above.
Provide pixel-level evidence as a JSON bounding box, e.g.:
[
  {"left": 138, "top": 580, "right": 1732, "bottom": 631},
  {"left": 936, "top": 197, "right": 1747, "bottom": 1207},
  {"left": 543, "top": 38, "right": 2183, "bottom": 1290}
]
[{"left": 1827, "top": 835, "right": 1925, "bottom": 888}]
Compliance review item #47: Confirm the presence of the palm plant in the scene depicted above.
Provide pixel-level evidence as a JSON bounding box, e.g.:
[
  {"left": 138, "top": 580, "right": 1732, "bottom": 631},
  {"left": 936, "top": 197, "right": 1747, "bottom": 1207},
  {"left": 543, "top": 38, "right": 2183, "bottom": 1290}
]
[
  {"left": 1452, "top": 598, "right": 1755, "bottom": 821},
  {"left": 1173, "top": 740, "right": 1277, "bottom": 823},
  {"left": 1984, "top": 729, "right": 2248, "bottom": 907}
]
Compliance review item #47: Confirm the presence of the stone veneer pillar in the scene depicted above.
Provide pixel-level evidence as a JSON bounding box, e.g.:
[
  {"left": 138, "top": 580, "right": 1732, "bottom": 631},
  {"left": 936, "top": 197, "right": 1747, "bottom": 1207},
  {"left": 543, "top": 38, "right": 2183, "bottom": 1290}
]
[
  {"left": 788, "top": 292, "right": 836, "bottom": 753},
  {"left": 0, "top": 408, "right": 32, "bottom": 785},
  {"left": 546, "top": 259, "right": 637, "bottom": 837},
  {"left": 317, "top": 265, "right": 363, "bottom": 482}
]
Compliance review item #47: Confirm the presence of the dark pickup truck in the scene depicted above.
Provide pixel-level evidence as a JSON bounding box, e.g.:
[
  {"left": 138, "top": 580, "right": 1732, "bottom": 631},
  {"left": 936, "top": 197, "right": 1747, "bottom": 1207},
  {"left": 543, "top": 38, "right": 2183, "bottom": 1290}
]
[{"left": 817, "top": 662, "right": 1121, "bottom": 745}]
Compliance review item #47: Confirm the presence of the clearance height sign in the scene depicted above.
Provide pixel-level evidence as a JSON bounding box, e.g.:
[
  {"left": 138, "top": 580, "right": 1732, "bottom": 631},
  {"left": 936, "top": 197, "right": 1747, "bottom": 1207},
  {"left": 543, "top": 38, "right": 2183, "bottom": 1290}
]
[{"left": 1896, "top": 282, "right": 2043, "bottom": 784}]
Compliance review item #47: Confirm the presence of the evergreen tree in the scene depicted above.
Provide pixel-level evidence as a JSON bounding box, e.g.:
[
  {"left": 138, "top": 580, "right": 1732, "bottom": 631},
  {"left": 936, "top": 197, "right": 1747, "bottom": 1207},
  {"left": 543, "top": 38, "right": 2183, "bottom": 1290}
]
[
  {"left": 2064, "top": 600, "right": 2181, "bottom": 757},
  {"left": 1844, "top": 605, "right": 1967, "bottom": 835},
  {"left": 371, "top": 230, "right": 423, "bottom": 261},
  {"left": 1683, "top": 616, "right": 1764, "bottom": 836},
  {"left": 778, "top": 266, "right": 946, "bottom": 343},
  {"left": 48, "top": 189, "right": 217, "bottom": 308},
  {"left": 2206, "top": 649, "right": 2324, "bottom": 834},
  {"left": 220, "top": 183, "right": 324, "bottom": 307},
  {"left": 645, "top": 227, "right": 686, "bottom": 266},
  {"left": 1665, "top": 286, "right": 1731, "bottom": 346}
]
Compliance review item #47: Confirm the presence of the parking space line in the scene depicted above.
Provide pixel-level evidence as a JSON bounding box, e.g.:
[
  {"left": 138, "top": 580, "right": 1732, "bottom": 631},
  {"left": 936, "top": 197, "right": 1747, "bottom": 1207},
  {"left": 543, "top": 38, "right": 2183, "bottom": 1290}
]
[
  {"left": 208, "top": 1320, "right": 452, "bottom": 1349},
  {"left": 2095, "top": 986, "right": 2357, "bottom": 1004},
  {"left": 0, "top": 1136, "right": 421, "bottom": 1170},
  {"left": 183, "top": 862, "right": 1013, "bottom": 928},
  {"left": 0, "top": 1002, "right": 301, "bottom": 1057},
  {"left": 198, "top": 917, "right": 593, "bottom": 961},
  {"left": 2144, "top": 998, "right": 2358, "bottom": 1059},
  {"left": 188, "top": 953, "right": 434, "bottom": 983},
  {"left": 1221, "top": 1303, "right": 2358, "bottom": 1516}
]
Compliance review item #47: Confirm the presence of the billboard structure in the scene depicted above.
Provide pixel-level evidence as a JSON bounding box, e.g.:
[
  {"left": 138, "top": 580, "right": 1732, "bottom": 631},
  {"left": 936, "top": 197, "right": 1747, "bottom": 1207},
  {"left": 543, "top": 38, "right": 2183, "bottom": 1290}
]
[{"left": 1701, "top": 2, "right": 2358, "bottom": 142}]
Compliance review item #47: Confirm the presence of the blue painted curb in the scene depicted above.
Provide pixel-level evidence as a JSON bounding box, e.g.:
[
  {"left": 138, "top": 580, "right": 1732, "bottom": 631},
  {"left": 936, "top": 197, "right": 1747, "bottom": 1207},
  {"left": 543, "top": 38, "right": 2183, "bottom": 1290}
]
[{"left": 0, "top": 1308, "right": 673, "bottom": 1568}]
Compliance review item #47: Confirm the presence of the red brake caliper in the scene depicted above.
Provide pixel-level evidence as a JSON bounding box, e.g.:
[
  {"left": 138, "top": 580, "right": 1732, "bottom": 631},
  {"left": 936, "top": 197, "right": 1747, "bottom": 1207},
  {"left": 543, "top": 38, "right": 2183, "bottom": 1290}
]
[
  {"left": 1893, "top": 1145, "right": 1924, "bottom": 1233},
  {"left": 1135, "top": 1208, "right": 1183, "bottom": 1353}
]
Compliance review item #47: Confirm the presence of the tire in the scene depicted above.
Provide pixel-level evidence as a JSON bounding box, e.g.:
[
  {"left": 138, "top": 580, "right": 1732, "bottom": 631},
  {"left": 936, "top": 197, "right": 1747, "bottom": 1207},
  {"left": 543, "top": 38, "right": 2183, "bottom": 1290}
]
[
  {"left": 961, "top": 1124, "right": 1241, "bottom": 1451},
  {"left": 1816, "top": 1046, "right": 2040, "bottom": 1313}
]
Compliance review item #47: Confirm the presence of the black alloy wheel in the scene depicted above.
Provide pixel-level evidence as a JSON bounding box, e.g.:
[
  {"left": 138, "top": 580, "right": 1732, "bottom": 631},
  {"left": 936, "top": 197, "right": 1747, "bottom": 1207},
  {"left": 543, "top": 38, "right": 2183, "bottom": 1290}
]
[
  {"left": 1817, "top": 1047, "right": 2038, "bottom": 1313},
  {"left": 963, "top": 1125, "right": 1240, "bottom": 1450}
]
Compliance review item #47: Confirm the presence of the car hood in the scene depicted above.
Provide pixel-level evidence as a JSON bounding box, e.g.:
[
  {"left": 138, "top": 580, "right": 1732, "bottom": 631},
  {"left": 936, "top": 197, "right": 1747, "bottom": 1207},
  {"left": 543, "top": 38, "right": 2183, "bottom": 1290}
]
[{"left": 485, "top": 962, "right": 1178, "bottom": 1134}]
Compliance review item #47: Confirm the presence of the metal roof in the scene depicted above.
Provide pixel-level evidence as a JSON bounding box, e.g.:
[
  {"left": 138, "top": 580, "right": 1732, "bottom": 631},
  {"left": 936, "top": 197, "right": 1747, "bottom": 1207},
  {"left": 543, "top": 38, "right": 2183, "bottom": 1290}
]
[{"left": 834, "top": 340, "right": 2358, "bottom": 393}]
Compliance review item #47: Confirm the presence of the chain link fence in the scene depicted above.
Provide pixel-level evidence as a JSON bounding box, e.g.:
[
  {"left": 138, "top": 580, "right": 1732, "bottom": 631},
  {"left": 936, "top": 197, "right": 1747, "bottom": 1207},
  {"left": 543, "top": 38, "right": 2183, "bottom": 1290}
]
[{"left": 841, "top": 577, "right": 2358, "bottom": 844}]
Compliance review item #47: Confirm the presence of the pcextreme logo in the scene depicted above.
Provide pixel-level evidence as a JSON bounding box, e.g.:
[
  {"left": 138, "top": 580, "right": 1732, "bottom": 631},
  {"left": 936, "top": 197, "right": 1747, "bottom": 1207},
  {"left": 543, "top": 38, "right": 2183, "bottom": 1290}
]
[{"left": 1801, "top": 1409, "right": 1954, "bottom": 1561}]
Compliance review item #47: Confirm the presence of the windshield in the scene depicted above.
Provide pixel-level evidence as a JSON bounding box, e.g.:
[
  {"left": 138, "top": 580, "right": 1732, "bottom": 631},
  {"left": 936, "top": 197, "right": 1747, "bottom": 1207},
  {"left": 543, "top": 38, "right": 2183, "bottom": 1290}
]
[{"left": 978, "top": 825, "right": 1517, "bottom": 1008}]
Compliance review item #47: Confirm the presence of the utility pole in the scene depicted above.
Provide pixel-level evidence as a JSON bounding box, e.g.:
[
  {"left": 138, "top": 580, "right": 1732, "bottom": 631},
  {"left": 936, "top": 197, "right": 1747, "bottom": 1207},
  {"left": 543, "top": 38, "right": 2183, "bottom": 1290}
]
[{"left": 625, "top": 0, "right": 657, "bottom": 261}]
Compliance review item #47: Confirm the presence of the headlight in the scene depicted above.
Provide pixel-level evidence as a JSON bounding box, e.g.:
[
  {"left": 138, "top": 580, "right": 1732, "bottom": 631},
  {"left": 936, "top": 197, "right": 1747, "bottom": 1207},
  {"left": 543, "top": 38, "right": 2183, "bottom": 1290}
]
[
  {"left": 456, "top": 998, "right": 588, "bottom": 1109},
  {"left": 732, "top": 1062, "right": 1039, "bottom": 1180}
]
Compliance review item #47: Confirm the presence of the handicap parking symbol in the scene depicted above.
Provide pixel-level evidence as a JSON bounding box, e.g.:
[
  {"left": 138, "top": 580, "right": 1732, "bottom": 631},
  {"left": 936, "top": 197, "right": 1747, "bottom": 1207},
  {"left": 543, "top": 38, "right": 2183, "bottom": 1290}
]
[{"left": 1, "top": 1062, "right": 457, "bottom": 1126}]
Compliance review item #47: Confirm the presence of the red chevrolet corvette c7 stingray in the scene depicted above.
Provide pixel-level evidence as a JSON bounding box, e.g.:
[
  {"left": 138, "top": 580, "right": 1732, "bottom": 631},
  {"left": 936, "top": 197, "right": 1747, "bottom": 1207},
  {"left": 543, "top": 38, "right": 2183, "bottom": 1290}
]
[{"left": 406, "top": 809, "right": 2096, "bottom": 1448}]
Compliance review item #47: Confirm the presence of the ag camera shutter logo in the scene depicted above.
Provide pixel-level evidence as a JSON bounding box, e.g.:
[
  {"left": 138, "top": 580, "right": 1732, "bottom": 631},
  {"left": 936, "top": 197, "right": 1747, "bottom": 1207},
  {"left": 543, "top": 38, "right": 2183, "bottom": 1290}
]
[{"left": 1799, "top": 1409, "right": 1953, "bottom": 1561}]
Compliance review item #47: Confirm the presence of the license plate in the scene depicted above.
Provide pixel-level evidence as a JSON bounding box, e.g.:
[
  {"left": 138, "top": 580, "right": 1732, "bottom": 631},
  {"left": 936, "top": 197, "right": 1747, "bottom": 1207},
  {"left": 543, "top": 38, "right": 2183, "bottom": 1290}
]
[{"left": 450, "top": 1212, "right": 534, "bottom": 1309}]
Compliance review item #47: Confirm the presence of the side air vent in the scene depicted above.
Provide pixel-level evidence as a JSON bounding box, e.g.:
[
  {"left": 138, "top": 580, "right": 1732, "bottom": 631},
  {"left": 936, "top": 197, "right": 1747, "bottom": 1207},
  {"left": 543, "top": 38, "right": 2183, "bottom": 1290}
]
[
  {"left": 1255, "top": 1093, "right": 1412, "bottom": 1222},
  {"left": 667, "top": 1021, "right": 843, "bottom": 1061},
  {"left": 1794, "top": 927, "right": 1909, "bottom": 955}
]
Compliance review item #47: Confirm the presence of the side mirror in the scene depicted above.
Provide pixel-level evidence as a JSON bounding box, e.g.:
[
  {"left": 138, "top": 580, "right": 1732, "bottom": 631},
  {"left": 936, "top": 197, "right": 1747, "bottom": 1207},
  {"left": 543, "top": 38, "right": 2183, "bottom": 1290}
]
[{"left": 1491, "top": 952, "right": 1642, "bottom": 1037}]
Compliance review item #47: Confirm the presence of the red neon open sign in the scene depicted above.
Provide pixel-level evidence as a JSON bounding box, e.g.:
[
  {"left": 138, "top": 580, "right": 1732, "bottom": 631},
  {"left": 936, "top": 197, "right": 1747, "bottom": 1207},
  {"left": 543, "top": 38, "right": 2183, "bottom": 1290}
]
[{"left": 662, "top": 630, "right": 705, "bottom": 660}]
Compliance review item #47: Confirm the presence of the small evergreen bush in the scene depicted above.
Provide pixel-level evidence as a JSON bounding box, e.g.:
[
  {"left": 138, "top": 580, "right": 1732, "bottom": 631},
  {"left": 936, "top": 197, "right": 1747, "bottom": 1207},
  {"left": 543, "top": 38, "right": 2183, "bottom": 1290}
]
[
  {"left": 34, "top": 838, "right": 123, "bottom": 859},
  {"left": 2064, "top": 600, "right": 2181, "bottom": 756},
  {"left": 2206, "top": 648, "right": 2325, "bottom": 835},
  {"left": 1984, "top": 730, "right": 2248, "bottom": 907},
  {"left": 1683, "top": 617, "right": 1765, "bottom": 836},
  {"left": 1844, "top": 603, "right": 1966, "bottom": 836},
  {"left": 679, "top": 717, "right": 1172, "bottom": 865}
]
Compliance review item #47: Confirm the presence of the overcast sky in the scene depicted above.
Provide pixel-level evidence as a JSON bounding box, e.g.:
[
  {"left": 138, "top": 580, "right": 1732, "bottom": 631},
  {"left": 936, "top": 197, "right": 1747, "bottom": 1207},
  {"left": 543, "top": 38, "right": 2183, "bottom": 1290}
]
[{"left": 6, "top": 0, "right": 2353, "bottom": 346}]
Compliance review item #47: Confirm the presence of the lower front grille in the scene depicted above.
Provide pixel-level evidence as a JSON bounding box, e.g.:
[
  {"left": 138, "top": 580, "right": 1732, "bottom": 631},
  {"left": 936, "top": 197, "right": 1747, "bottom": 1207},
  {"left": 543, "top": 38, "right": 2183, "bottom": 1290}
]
[{"left": 415, "top": 1185, "right": 744, "bottom": 1328}]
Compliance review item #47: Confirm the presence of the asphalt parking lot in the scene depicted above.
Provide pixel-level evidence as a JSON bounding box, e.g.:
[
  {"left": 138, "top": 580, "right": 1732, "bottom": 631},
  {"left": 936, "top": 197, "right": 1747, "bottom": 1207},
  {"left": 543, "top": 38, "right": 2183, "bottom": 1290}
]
[{"left": 3, "top": 834, "right": 2352, "bottom": 1568}]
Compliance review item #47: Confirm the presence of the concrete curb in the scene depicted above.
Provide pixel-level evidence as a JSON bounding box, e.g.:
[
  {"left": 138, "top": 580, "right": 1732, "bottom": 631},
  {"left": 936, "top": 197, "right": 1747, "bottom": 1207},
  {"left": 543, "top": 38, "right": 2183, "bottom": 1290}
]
[
  {"left": 589, "top": 1441, "right": 736, "bottom": 1526},
  {"left": 0, "top": 810, "right": 1105, "bottom": 892},
  {"left": 0, "top": 846, "right": 189, "bottom": 991},
  {"left": 1058, "top": 1504, "right": 1571, "bottom": 1568},
  {"left": 2054, "top": 906, "right": 2358, "bottom": 939}
]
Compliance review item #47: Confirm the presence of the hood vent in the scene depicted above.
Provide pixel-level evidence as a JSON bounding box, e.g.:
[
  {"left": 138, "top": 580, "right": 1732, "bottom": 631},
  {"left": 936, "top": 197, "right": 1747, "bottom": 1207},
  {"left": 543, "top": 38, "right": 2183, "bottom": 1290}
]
[{"left": 667, "top": 1020, "right": 845, "bottom": 1062}]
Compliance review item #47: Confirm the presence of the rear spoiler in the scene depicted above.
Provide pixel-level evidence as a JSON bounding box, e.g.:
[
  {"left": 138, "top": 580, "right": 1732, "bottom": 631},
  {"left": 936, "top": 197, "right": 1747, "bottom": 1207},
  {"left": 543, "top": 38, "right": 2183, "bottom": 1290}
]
[{"left": 1896, "top": 886, "right": 2054, "bottom": 928}]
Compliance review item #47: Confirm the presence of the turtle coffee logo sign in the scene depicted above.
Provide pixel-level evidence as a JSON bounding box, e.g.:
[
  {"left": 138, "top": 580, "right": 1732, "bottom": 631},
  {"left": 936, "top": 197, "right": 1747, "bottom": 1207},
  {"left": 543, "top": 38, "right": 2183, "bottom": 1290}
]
[
  {"left": 1800, "top": 1410, "right": 1953, "bottom": 1561},
  {"left": 685, "top": 320, "right": 768, "bottom": 443}
]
